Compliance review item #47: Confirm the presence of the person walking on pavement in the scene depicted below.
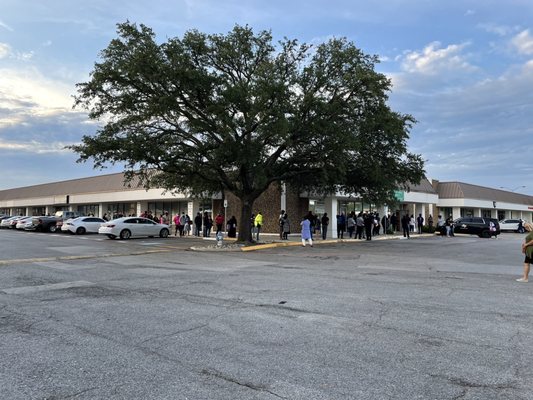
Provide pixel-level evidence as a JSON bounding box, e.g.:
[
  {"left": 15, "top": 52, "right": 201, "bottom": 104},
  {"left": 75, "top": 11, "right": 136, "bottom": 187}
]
[
  {"left": 301, "top": 215, "right": 313, "bottom": 247},
  {"left": 517, "top": 222, "right": 533, "bottom": 282},
  {"left": 401, "top": 214, "right": 410, "bottom": 239}
]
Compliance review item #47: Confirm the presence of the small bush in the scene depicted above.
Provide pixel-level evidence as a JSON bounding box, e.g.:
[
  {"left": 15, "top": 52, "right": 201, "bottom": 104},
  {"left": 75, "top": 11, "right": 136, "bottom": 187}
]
[{"left": 422, "top": 225, "right": 435, "bottom": 233}]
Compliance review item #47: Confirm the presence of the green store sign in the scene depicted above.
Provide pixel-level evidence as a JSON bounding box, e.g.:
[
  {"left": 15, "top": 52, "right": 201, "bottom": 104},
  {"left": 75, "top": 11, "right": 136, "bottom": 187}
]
[{"left": 394, "top": 190, "right": 404, "bottom": 202}]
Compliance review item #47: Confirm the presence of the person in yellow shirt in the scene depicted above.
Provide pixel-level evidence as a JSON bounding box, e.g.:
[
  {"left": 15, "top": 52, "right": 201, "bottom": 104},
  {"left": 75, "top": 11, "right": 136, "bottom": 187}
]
[{"left": 254, "top": 211, "right": 263, "bottom": 241}]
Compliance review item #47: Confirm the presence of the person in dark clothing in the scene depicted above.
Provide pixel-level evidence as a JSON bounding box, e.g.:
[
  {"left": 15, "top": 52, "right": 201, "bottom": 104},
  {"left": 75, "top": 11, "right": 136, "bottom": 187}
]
[
  {"left": 416, "top": 214, "right": 424, "bottom": 234},
  {"left": 337, "top": 213, "right": 346, "bottom": 239},
  {"left": 194, "top": 212, "right": 202, "bottom": 236},
  {"left": 227, "top": 216, "right": 237, "bottom": 238},
  {"left": 282, "top": 214, "right": 290, "bottom": 240},
  {"left": 203, "top": 212, "right": 210, "bottom": 237},
  {"left": 401, "top": 214, "right": 410, "bottom": 238},
  {"left": 321, "top": 213, "right": 330, "bottom": 240},
  {"left": 364, "top": 213, "right": 374, "bottom": 240}
]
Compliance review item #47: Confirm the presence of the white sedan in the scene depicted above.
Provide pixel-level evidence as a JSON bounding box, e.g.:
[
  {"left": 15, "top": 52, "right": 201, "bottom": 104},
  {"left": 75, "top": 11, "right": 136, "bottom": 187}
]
[
  {"left": 61, "top": 216, "right": 107, "bottom": 234},
  {"left": 15, "top": 216, "right": 34, "bottom": 230},
  {"left": 98, "top": 217, "right": 170, "bottom": 240},
  {"left": 0, "top": 216, "right": 21, "bottom": 228}
]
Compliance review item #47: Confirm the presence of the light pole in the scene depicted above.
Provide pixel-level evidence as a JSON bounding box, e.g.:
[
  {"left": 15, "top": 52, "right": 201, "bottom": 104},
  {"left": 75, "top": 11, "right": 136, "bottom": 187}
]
[{"left": 499, "top": 185, "right": 526, "bottom": 192}]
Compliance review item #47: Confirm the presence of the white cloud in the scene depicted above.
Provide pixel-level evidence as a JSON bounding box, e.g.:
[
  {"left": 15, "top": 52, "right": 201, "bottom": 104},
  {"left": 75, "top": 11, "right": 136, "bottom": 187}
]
[
  {"left": 0, "top": 43, "right": 11, "bottom": 58},
  {"left": 0, "top": 43, "right": 34, "bottom": 61},
  {"left": 400, "top": 41, "right": 476, "bottom": 75},
  {"left": 511, "top": 29, "right": 533, "bottom": 55},
  {"left": 0, "top": 139, "right": 70, "bottom": 154},
  {"left": 477, "top": 23, "right": 519, "bottom": 37},
  {"left": 0, "top": 20, "right": 13, "bottom": 32},
  {"left": 0, "top": 67, "right": 75, "bottom": 117}
]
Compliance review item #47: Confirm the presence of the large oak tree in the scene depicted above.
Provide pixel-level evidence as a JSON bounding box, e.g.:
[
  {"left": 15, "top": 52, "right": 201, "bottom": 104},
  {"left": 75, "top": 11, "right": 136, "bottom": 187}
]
[{"left": 72, "top": 22, "right": 424, "bottom": 242}]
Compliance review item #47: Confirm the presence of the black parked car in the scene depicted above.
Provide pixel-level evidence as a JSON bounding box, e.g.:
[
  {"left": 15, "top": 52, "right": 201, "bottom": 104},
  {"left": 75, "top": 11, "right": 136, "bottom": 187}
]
[
  {"left": 452, "top": 217, "right": 500, "bottom": 238},
  {"left": 28, "top": 216, "right": 59, "bottom": 232}
]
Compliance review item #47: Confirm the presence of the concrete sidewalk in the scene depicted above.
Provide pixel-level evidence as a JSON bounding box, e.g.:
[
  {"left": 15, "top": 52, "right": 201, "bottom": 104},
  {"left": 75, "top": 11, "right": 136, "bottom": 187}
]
[{"left": 240, "top": 231, "right": 430, "bottom": 251}]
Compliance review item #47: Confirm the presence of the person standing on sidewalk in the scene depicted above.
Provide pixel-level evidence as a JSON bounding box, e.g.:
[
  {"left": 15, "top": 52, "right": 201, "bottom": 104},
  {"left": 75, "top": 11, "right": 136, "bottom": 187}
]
[
  {"left": 356, "top": 213, "right": 365, "bottom": 239},
  {"left": 278, "top": 210, "right": 285, "bottom": 240},
  {"left": 282, "top": 214, "right": 290, "bottom": 240},
  {"left": 254, "top": 211, "right": 263, "bottom": 242},
  {"left": 364, "top": 212, "right": 374, "bottom": 241},
  {"left": 321, "top": 213, "right": 329, "bottom": 240},
  {"left": 227, "top": 216, "right": 237, "bottom": 238},
  {"left": 347, "top": 213, "right": 356, "bottom": 238},
  {"left": 215, "top": 212, "right": 225, "bottom": 234},
  {"left": 337, "top": 213, "right": 346, "bottom": 239},
  {"left": 416, "top": 214, "right": 424, "bottom": 234},
  {"left": 194, "top": 212, "right": 202, "bottom": 237},
  {"left": 517, "top": 222, "right": 533, "bottom": 282}
]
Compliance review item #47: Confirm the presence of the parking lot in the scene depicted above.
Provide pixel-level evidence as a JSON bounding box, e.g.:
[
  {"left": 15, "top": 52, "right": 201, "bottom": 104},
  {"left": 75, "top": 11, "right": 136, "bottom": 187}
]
[{"left": 1, "top": 229, "right": 532, "bottom": 399}]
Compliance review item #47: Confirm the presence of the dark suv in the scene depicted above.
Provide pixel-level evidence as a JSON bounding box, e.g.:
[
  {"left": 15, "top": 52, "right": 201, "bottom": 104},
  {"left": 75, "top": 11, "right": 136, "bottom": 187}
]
[{"left": 452, "top": 217, "right": 500, "bottom": 238}]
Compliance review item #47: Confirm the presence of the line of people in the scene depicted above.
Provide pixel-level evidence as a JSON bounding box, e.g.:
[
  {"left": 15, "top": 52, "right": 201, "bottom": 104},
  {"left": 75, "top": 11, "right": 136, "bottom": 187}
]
[{"left": 139, "top": 210, "right": 238, "bottom": 238}]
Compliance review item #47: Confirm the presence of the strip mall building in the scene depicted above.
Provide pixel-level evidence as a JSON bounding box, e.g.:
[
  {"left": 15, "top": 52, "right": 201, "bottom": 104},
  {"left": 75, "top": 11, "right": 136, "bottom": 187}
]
[{"left": 0, "top": 172, "right": 531, "bottom": 237}]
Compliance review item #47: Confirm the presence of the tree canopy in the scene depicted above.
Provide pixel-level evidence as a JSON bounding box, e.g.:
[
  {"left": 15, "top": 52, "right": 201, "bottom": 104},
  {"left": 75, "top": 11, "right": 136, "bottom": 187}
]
[{"left": 71, "top": 22, "right": 425, "bottom": 242}]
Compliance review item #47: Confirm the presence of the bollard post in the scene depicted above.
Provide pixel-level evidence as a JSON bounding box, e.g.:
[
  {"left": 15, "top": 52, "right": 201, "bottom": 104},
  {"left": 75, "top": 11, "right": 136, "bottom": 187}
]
[{"left": 216, "top": 231, "right": 224, "bottom": 247}]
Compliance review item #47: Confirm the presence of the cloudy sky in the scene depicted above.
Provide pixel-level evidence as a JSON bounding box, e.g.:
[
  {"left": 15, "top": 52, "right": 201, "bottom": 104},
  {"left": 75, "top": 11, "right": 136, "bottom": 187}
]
[{"left": 0, "top": 0, "right": 532, "bottom": 194}]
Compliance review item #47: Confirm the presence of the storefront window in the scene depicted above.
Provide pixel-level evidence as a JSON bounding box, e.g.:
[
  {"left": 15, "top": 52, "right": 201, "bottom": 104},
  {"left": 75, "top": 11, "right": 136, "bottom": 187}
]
[
  {"left": 105, "top": 203, "right": 136, "bottom": 219},
  {"left": 482, "top": 209, "right": 493, "bottom": 218},
  {"left": 147, "top": 201, "right": 189, "bottom": 219},
  {"left": 308, "top": 200, "right": 325, "bottom": 215},
  {"left": 338, "top": 199, "right": 367, "bottom": 216},
  {"left": 77, "top": 204, "right": 99, "bottom": 216},
  {"left": 438, "top": 207, "right": 452, "bottom": 218},
  {"left": 31, "top": 207, "right": 46, "bottom": 216},
  {"left": 460, "top": 208, "right": 474, "bottom": 217}
]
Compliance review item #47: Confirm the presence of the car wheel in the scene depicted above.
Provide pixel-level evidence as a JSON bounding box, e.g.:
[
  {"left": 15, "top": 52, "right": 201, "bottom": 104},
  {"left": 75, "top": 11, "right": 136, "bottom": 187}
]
[
  {"left": 120, "top": 229, "right": 131, "bottom": 240},
  {"left": 76, "top": 227, "right": 86, "bottom": 235},
  {"left": 49, "top": 225, "right": 58, "bottom": 233},
  {"left": 480, "top": 230, "right": 490, "bottom": 238},
  {"left": 107, "top": 234, "right": 116, "bottom": 239},
  {"left": 159, "top": 228, "right": 169, "bottom": 238}
]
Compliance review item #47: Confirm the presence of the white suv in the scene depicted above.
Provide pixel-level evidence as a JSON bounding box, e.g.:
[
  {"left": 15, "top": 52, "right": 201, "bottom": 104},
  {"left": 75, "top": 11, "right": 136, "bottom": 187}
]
[{"left": 498, "top": 219, "right": 525, "bottom": 233}]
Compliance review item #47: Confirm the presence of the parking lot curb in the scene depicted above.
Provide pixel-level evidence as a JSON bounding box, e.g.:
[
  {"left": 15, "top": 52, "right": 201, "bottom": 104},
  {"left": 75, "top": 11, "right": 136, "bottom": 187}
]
[{"left": 239, "top": 235, "right": 419, "bottom": 251}]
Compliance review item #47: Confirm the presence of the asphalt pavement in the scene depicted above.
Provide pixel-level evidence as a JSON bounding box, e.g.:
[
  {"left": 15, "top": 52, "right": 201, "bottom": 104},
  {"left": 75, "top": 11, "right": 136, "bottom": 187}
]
[{"left": 0, "top": 229, "right": 532, "bottom": 399}]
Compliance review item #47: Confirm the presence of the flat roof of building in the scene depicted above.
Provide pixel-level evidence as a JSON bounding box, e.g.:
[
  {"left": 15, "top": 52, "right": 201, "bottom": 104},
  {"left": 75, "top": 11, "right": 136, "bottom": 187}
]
[
  {"left": 0, "top": 172, "right": 142, "bottom": 201},
  {"left": 437, "top": 182, "right": 533, "bottom": 205}
]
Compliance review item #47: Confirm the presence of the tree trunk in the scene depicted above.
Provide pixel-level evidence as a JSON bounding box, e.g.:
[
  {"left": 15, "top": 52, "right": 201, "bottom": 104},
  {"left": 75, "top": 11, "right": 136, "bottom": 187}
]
[{"left": 237, "top": 198, "right": 255, "bottom": 243}]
